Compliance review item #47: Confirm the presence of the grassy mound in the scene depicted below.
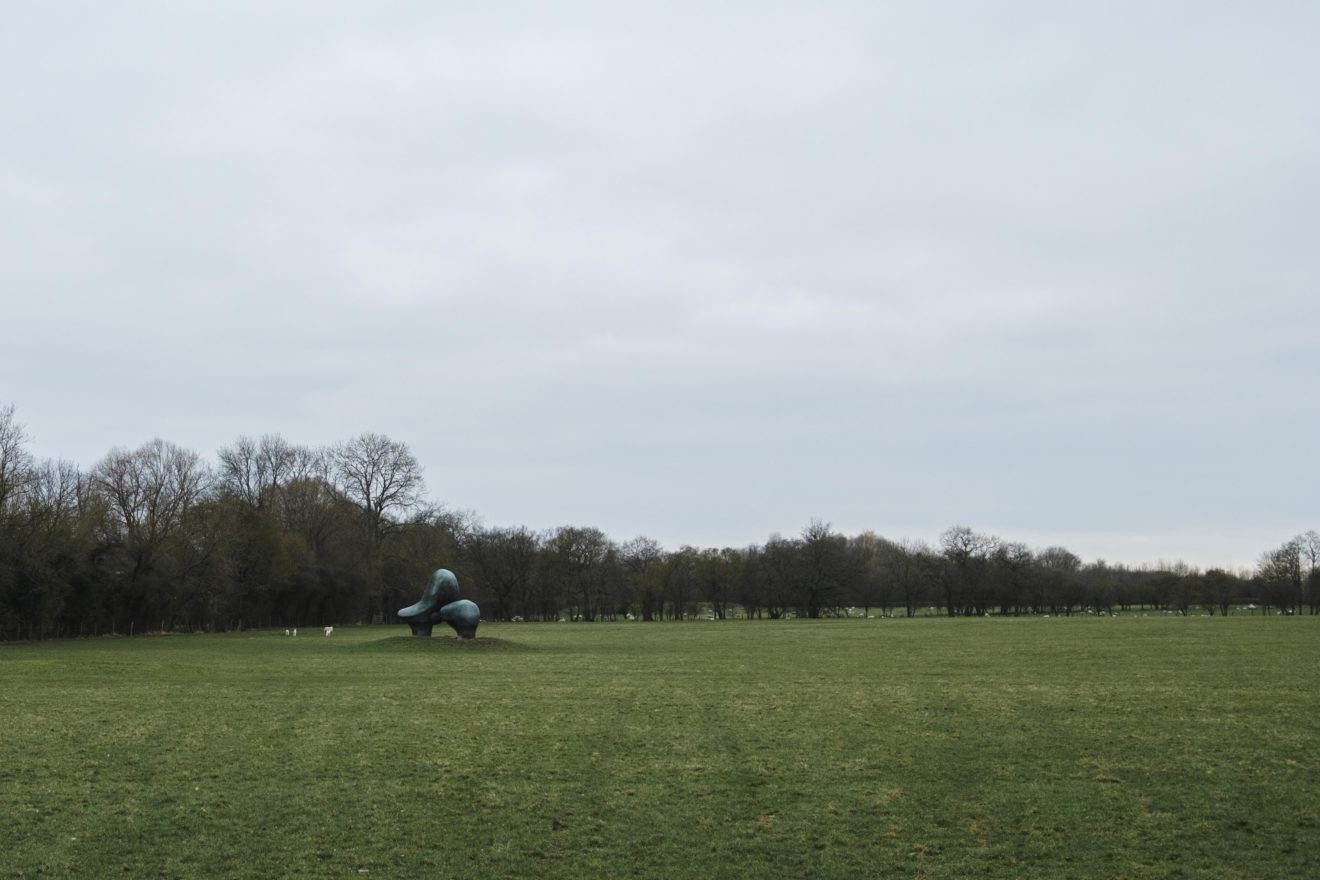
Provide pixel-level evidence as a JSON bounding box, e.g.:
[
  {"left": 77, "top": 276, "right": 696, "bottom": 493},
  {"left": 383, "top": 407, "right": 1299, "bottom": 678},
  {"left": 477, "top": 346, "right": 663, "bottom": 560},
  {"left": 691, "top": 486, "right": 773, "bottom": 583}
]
[{"left": 362, "top": 635, "right": 526, "bottom": 651}]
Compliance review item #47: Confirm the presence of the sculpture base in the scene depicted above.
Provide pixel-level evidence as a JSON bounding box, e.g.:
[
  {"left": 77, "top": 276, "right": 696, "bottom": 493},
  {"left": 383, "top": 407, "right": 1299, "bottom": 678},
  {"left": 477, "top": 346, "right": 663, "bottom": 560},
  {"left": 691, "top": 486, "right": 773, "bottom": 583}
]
[
  {"left": 450, "top": 625, "right": 477, "bottom": 640},
  {"left": 407, "top": 620, "right": 434, "bottom": 638}
]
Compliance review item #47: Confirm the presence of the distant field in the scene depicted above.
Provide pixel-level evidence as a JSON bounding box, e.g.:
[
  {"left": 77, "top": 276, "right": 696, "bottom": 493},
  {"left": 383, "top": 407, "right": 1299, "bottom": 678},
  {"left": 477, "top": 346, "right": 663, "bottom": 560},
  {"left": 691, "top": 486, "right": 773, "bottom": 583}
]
[{"left": 3, "top": 618, "right": 1318, "bottom": 879}]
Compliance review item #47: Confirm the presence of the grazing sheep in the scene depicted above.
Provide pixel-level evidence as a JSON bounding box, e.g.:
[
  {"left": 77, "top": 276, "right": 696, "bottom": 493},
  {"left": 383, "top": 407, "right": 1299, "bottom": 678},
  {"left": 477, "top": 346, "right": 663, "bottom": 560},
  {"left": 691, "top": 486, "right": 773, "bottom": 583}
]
[
  {"left": 324, "top": 626, "right": 334, "bottom": 637},
  {"left": 284, "top": 629, "right": 290, "bottom": 636},
  {"left": 292, "top": 628, "right": 297, "bottom": 637}
]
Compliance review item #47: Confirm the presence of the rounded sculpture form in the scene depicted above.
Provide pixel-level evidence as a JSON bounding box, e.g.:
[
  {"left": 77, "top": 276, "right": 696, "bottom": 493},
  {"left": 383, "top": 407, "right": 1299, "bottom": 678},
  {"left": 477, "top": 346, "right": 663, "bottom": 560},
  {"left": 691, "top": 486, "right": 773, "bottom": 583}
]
[
  {"left": 437, "top": 599, "right": 480, "bottom": 640},
  {"left": 397, "top": 568, "right": 480, "bottom": 639},
  {"left": 398, "top": 569, "right": 459, "bottom": 620}
]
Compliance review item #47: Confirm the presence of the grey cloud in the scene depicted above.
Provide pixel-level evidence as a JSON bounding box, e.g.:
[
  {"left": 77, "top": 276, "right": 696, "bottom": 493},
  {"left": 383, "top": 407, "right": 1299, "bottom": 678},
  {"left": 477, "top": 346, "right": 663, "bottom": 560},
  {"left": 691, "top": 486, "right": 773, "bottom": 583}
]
[{"left": 3, "top": 1, "right": 1317, "bottom": 568}]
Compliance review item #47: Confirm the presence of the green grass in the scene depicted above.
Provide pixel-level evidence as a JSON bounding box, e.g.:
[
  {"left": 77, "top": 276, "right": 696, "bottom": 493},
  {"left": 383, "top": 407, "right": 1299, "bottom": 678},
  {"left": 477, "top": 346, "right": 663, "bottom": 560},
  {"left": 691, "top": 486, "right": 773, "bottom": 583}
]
[{"left": 2, "top": 617, "right": 1318, "bottom": 879}]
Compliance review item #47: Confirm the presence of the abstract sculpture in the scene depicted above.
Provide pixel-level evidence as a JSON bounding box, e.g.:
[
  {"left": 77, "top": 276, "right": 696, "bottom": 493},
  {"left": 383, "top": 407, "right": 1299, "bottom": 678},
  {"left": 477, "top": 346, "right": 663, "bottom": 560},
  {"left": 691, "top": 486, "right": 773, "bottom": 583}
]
[{"left": 398, "top": 568, "right": 481, "bottom": 639}]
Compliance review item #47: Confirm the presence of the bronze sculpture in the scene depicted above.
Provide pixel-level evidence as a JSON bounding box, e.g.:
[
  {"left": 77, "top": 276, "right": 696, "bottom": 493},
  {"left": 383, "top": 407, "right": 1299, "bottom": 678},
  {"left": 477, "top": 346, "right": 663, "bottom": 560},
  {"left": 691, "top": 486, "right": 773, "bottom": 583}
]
[{"left": 398, "top": 568, "right": 480, "bottom": 639}]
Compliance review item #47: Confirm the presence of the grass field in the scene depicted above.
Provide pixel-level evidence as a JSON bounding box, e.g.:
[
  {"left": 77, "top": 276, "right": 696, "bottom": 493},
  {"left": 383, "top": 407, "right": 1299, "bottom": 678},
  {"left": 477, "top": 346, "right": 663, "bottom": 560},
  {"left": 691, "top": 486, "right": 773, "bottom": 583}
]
[{"left": 3, "top": 617, "right": 1318, "bottom": 879}]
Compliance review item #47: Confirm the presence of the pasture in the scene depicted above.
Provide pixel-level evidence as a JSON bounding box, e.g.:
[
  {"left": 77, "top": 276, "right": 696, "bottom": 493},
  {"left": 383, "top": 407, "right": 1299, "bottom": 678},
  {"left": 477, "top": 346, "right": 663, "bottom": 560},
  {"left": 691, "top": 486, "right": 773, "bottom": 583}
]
[{"left": 2, "top": 617, "right": 1318, "bottom": 879}]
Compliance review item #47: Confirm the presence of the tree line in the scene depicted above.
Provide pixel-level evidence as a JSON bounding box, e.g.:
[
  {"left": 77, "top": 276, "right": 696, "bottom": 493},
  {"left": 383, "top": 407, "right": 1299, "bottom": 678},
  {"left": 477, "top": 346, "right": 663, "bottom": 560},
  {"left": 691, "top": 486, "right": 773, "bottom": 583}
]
[{"left": 1, "top": 405, "right": 1317, "bottom": 640}]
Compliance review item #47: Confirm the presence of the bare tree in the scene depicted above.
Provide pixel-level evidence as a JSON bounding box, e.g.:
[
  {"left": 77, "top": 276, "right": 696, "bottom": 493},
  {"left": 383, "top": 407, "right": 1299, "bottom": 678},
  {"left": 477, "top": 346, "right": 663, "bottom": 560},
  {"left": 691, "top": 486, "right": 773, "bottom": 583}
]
[
  {"left": 1297, "top": 531, "right": 1320, "bottom": 615},
  {"left": 1298, "top": 531, "right": 1320, "bottom": 574},
  {"left": 23, "top": 459, "right": 83, "bottom": 539},
  {"left": 735, "top": 544, "right": 767, "bottom": 620},
  {"left": 0, "top": 404, "right": 34, "bottom": 515},
  {"left": 664, "top": 546, "right": 700, "bottom": 620},
  {"left": 621, "top": 535, "right": 665, "bottom": 620},
  {"left": 92, "top": 439, "right": 211, "bottom": 579},
  {"left": 1200, "top": 568, "right": 1241, "bottom": 616},
  {"left": 542, "top": 526, "right": 611, "bottom": 621},
  {"left": 1258, "top": 539, "right": 1303, "bottom": 614},
  {"left": 1037, "top": 546, "right": 1082, "bottom": 614},
  {"left": 758, "top": 535, "right": 800, "bottom": 619},
  {"left": 992, "top": 541, "right": 1035, "bottom": 615},
  {"left": 939, "top": 526, "right": 1000, "bottom": 616},
  {"left": 217, "top": 434, "right": 308, "bottom": 509},
  {"left": 330, "top": 433, "right": 425, "bottom": 542},
  {"left": 696, "top": 547, "right": 743, "bottom": 619},
  {"left": 850, "top": 531, "right": 895, "bottom": 617},
  {"left": 0, "top": 412, "right": 77, "bottom": 640},
  {"left": 462, "top": 525, "right": 540, "bottom": 620},
  {"left": 799, "top": 520, "right": 853, "bottom": 618}
]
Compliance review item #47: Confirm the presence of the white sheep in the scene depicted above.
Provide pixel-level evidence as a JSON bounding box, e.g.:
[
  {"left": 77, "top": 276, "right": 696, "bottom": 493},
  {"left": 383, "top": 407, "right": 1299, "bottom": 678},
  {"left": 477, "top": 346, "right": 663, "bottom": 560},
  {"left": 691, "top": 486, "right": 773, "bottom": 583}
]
[{"left": 324, "top": 626, "right": 334, "bottom": 637}]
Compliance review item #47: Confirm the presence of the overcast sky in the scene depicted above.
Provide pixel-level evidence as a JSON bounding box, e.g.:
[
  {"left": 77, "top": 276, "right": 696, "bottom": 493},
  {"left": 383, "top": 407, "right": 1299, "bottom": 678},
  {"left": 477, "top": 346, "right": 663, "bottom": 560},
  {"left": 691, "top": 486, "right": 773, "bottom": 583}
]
[{"left": 3, "top": 1, "right": 1317, "bottom": 569}]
